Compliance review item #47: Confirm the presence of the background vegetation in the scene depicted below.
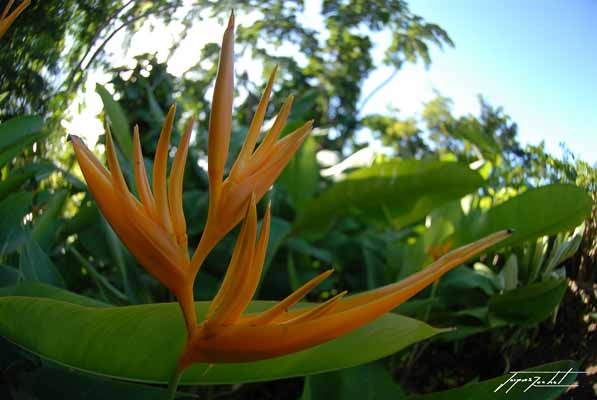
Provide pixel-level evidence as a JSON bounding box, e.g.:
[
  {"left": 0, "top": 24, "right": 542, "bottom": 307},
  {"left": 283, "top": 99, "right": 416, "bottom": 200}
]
[{"left": 0, "top": 0, "right": 595, "bottom": 399}]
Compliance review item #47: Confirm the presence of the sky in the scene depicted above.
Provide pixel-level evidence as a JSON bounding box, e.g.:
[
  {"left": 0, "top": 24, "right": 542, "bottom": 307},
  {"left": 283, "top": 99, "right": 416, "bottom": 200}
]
[
  {"left": 66, "top": 0, "right": 597, "bottom": 165},
  {"left": 359, "top": 0, "right": 597, "bottom": 163}
]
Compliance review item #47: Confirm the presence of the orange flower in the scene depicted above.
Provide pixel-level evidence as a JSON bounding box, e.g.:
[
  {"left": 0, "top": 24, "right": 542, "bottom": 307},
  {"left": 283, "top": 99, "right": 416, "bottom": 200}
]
[
  {"left": 189, "top": 11, "right": 312, "bottom": 280},
  {"left": 0, "top": 0, "right": 30, "bottom": 40},
  {"left": 70, "top": 113, "right": 197, "bottom": 331},
  {"left": 70, "top": 12, "right": 311, "bottom": 333},
  {"left": 69, "top": 12, "right": 512, "bottom": 389}
]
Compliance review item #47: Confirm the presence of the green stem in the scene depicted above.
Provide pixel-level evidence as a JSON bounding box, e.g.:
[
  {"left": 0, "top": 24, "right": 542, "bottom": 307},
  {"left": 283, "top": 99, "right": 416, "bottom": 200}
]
[
  {"left": 167, "top": 368, "right": 183, "bottom": 400},
  {"left": 69, "top": 246, "right": 129, "bottom": 303}
]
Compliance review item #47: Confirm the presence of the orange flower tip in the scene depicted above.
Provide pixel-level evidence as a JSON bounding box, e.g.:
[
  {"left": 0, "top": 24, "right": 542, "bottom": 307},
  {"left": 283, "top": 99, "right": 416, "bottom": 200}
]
[{"left": 227, "top": 10, "right": 235, "bottom": 29}]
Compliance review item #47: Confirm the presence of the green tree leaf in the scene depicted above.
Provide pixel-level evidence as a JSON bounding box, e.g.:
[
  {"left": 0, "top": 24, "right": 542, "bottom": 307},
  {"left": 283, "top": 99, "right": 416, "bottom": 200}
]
[
  {"left": 96, "top": 84, "right": 133, "bottom": 159},
  {"left": 453, "top": 184, "right": 592, "bottom": 250},
  {"left": 279, "top": 135, "right": 320, "bottom": 213},
  {"left": 488, "top": 279, "right": 567, "bottom": 326},
  {"left": 0, "top": 115, "right": 44, "bottom": 152},
  {"left": 0, "top": 116, "right": 47, "bottom": 168},
  {"left": 0, "top": 297, "right": 439, "bottom": 384},
  {"left": 294, "top": 160, "right": 484, "bottom": 238}
]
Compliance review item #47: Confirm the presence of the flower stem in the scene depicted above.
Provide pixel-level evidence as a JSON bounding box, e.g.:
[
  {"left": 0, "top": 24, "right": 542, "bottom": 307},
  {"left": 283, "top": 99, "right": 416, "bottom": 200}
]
[{"left": 167, "top": 368, "right": 183, "bottom": 400}]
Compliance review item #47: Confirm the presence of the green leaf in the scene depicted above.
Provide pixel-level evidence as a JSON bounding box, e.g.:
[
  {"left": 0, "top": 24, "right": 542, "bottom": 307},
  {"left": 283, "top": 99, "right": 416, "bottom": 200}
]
[
  {"left": 279, "top": 135, "right": 320, "bottom": 213},
  {"left": 0, "top": 298, "right": 439, "bottom": 384},
  {"left": 0, "top": 191, "right": 33, "bottom": 254},
  {"left": 286, "top": 238, "right": 333, "bottom": 263},
  {"left": 500, "top": 254, "right": 518, "bottom": 291},
  {"left": 19, "top": 238, "right": 65, "bottom": 288},
  {"left": 454, "top": 184, "right": 592, "bottom": 250},
  {"left": 0, "top": 162, "right": 54, "bottom": 201},
  {"left": 0, "top": 282, "right": 107, "bottom": 307},
  {"left": 302, "top": 362, "right": 405, "bottom": 400},
  {"left": 96, "top": 84, "right": 133, "bottom": 158},
  {"left": 0, "top": 115, "right": 44, "bottom": 152},
  {"left": 294, "top": 160, "right": 484, "bottom": 238},
  {"left": 488, "top": 279, "right": 567, "bottom": 326},
  {"left": 0, "top": 116, "right": 46, "bottom": 168},
  {"left": 451, "top": 119, "right": 500, "bottom": 158},
  {"left": 409, "top": 360, "right": 578, "bottom": 400},
  {"left": 31, "top": 189, "right": 69, "bottom": 250}
]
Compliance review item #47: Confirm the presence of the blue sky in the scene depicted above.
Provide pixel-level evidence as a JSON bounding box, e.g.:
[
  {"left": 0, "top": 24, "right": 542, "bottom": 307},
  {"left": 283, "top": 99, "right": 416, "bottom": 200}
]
[{"left": 360, "top": 0, "right": 596, "bottom": 164}]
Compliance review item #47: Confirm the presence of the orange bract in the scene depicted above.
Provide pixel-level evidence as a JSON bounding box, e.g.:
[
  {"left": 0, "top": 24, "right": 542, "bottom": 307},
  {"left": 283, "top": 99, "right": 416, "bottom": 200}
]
[{"left": 70, "top": 12, "right": 511, "bottom": 376}]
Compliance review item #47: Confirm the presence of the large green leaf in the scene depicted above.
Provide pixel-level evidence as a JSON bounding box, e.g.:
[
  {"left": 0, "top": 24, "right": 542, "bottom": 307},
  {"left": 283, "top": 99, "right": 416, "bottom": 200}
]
[
  {"left": 409, "top": 360, "right": 578, "bottom": 400},
  {"left": 488, "top": 279, "right": 567, "bottom": 326},
  {"left": 96, "top": 84, "right": 133, "bottom": 158},
  {"left": 294, "top": 160, "right": 484, "bottom": 238},
  {"left": 454, "top": 184, "right": 592, "bottom": 250},
  {"left": 0, "top": 296, "right": 439, "bottom": 384},
  {"left": 0, "top": 282, "right": 107, "bottom": 307}
]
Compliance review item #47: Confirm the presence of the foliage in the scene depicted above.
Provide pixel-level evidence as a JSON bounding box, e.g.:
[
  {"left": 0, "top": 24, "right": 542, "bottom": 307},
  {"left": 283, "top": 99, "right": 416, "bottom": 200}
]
[{"left": 0, "top": 0, "right": 595, "bottom": 399}]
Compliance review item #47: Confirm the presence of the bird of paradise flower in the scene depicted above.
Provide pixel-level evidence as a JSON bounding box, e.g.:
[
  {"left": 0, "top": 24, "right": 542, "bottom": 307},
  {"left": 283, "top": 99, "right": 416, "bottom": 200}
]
[{"left": 70, "top": 11, "right": 510, "bottom": 396}]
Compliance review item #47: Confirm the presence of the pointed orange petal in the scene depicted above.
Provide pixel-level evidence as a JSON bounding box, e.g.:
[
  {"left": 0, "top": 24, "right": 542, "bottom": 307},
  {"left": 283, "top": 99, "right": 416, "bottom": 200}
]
[
  {"left": 250, "top": 95, "right": 294, "bottom": 168},
  {"left": 70, "top": 135, "right": 111, "bottom": 183},
  {"left": 105, "top": 125, "right": 130, "bottom": 195},
  {"left": 168, "top": 117, "right": 194, "bottom": 251},
  {"left": 207, "top": 12, "right": 235, "bottom": 201},
  {"left": 205, "top": 194, "right": 257, "bottom": 331},
  {"left": 247, "top": 268, "right": 334, "bottom": 326},
  {"left": 229, "top": 65, "right": 278, "bottom": 179},
  {"left": 70, "top": 136, "right": 187, "bottom": 292},
  {"left": 237, "top": 200, "right": 271, "bottom": 315},
  {"left": 1, "top": 0, "right": 16, "bottom": 20},
  {"left": 0, "top": 0, "right": 29, "bottom": 39},
  {"left": 210, "top": 120, "right": 311, "bottom": 243},
  {"left": 133, "top": 125, "right": 159, "bottom": 221},
  {"left": 282, "top": 290, "right": 347, "bottom": 324},
  {"left": 245, "top": 121, "right": 312, "bottom": 200},
  {"left": 181, "top": 232, "right": 511, "bottom": 364},
  {"left": 152, "top": 104, "right": 176, "bottom": 235},
  {"left": 334, "top": 230, "right": 512, "bottom": 312}
]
